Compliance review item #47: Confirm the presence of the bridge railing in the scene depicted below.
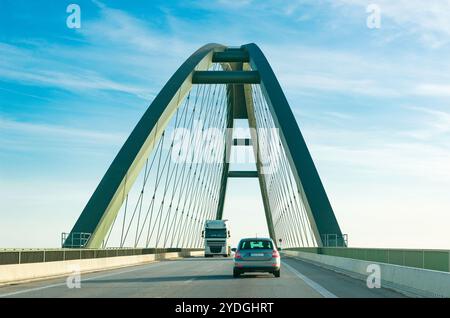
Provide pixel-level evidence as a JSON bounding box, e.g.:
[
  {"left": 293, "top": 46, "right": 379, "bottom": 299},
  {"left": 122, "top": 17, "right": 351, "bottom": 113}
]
[
  {"left": 285, "top": 247, "right": 450, "bottom": 272},
  {"left": 0, "top": 248, "right": 202, "bottom": 265}
]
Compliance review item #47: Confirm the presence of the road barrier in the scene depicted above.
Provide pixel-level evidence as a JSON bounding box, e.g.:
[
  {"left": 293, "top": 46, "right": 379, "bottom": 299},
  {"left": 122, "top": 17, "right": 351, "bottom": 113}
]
[
  {"left": 0, "top": 248, "right": 203, "bottom": 285},
  {"left": 285, "top": 247, "right": 450, "bottom": 272},
  {"left": 0, "top": 248, "right": 201, "bottom": 265}
]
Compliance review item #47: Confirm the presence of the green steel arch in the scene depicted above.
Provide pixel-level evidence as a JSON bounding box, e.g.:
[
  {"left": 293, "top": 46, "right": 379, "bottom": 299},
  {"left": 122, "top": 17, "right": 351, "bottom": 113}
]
[{"left": 64, "top": 43, "right": 344, "bottom": 248}]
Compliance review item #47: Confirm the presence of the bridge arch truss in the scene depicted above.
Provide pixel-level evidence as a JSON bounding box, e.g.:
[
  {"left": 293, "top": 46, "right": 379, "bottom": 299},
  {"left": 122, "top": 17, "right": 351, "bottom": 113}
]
[{"left": 63, "top": 43, "right": 345, "bottom": 249}]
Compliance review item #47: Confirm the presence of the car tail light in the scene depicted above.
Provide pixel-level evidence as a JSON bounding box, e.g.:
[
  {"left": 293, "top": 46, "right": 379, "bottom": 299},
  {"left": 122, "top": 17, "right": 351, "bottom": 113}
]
[
  {"left": 272, "top": 250, "right": 280, "bottom": 258},
  {"left": 234, "top": 251, "right": 242, "bottom": 259}
]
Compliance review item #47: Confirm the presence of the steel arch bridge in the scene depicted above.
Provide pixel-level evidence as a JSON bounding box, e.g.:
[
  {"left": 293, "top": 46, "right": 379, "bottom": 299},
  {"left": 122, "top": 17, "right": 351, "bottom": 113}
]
[{"left": 63, "top": 43, "right": 345, "bottom": 249}]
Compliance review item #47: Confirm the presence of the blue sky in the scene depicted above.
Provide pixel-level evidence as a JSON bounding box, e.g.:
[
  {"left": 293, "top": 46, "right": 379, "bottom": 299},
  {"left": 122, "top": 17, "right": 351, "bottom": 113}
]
[{"left": 1, "top": 0, "right": 450, "bottom": 248}]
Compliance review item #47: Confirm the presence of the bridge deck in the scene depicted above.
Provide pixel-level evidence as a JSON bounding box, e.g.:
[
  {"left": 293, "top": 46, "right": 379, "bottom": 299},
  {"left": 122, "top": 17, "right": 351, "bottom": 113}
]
[{"left": 0, "top": 257, "right": 404, "bottom": 298}]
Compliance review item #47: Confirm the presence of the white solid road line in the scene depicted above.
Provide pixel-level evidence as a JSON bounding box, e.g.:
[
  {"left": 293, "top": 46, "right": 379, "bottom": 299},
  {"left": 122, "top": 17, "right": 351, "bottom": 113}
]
[
  {"left": 0, "top": 261, "right": 170, "bottom": 298},
  {"left": 282, "top": 261, "right": 338, "bottom": 298},
  {"left": 0, "top": 282, "right": 66, "bottom": 298}
]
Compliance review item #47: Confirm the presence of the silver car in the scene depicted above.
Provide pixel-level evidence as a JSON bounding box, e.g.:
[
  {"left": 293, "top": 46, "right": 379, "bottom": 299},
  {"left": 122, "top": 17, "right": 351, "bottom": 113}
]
[{"left": 232, "top": 238, "right": 281, "bottom": 278}]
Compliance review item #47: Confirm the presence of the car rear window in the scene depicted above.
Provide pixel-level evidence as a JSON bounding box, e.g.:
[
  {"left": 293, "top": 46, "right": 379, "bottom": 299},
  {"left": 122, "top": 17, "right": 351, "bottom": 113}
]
[{"left": 239, "top": 239, "right": 273, "bottom": 250}]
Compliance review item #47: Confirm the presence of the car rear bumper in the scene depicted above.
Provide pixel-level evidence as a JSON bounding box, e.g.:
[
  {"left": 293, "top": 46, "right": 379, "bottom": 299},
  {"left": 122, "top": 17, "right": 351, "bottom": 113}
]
[
  {"left": 234, "top": 266, "right": 280, "bottom": 273},
  {"left": 234, "top": 260, "right": 280, "bottom": 271}
]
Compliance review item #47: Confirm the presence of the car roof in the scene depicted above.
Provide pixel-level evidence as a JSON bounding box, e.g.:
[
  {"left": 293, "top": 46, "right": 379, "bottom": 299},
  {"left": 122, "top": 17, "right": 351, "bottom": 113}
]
[{"left": 239, "top": 237, "right": 273, "bottom": 241}]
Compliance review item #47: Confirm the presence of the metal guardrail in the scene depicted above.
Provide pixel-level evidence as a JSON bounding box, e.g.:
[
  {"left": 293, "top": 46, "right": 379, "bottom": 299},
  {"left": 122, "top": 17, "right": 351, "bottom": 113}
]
[
  {"left": 286, "top": 247, "right": 450, "bottom": 272},
  {"left": 321, "top": 233, "right": 348, "bottom": 247},
  {"left": 61, "top": 232, "right": 91, "bottom": 248},
  {"left": 0, "top": 248, "right": 202, "bottom": 265}
]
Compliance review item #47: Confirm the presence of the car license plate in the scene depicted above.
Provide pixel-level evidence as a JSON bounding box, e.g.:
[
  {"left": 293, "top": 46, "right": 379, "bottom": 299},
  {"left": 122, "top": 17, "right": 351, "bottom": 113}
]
[{"left": 252, "top": 253, "right": 264, "bottom": 257}]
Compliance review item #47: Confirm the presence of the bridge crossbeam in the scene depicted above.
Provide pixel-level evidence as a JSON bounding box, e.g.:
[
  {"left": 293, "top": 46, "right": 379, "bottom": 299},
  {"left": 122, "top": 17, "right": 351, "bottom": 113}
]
[{"left": 192, "top": 71, "right": 261, "bottom": 84}]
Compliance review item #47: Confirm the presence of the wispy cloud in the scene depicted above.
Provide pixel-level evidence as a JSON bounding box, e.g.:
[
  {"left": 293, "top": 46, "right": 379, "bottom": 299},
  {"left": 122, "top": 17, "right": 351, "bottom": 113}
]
[
  {"left": 416, "top": 84, "right": 450, "bottom": 97},
  {"left": 302, "top": 104, "right": 450, "bottom": 185},
  {"left": 0, "top": 117, "right": 125, "bottom": 154},
  {"left": 0, "top": 117, "right": 124, "bottom": 143},
  {"left": 4, "top": 1, "right": 447, "bottom": 102},
  {"left": 0, "top": 3, "right": 199, "bottom": 101},
  {"left": 399, "top": 106, "right": 450, "bottom": 141},
  {"left": 204, "top": 0, "right": 450, "bottom": 49},
  {"left": 334, "top": 0, "right": 450, "bottom": 48},
  {"left": 263, "top": 43, "right": 450, "bottom": 99},
  {"left": 313, "top": 141, "right": 450, "bottom": 182},
  {"left": 0, "top": 43, "right": 153, "bottom": 100}
]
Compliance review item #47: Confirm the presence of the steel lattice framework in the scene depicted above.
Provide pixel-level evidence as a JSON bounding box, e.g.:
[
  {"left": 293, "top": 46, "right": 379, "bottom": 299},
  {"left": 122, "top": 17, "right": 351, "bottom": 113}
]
[{"left": 63, "top": 43, "right": 345, "bottom": 249}]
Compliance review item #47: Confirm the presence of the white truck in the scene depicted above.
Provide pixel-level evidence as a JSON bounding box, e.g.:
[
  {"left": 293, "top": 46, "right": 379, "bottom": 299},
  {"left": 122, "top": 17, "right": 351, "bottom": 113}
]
[{"left": 202, "top": 220, "right": 231, "bottom": 257}]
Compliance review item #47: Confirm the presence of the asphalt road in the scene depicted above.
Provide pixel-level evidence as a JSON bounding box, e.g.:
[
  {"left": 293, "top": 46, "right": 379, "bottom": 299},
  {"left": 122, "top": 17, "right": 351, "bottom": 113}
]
[{"left": 0, "top": 256, "right": 405, "bottom": 298}]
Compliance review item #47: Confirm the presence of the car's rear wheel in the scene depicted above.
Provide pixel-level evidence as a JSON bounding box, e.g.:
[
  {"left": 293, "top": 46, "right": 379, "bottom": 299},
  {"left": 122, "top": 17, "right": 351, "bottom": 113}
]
[
  {"left": 233, "top": 269, "right": 241, "bottom": 278},
  {"left": 273, "top": 269, "right": 280, "bottom": 278}
]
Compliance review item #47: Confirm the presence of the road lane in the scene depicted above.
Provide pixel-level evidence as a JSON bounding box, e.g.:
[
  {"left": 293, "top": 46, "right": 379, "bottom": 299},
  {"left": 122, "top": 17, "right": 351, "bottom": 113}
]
[
  {"left": 282, "top": 256, "right": 405, "bottom": 298},
  {"left": 0, "top": 256, "right": 405, "bottom": 298}
]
